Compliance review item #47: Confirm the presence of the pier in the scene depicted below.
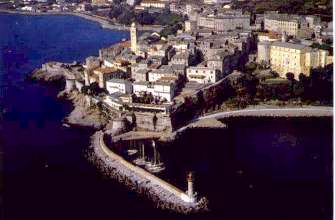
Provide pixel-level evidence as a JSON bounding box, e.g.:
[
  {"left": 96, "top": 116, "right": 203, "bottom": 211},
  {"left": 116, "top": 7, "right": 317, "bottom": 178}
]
[{"left": 88, "top": 131, "right": 208, "bottom": 213}]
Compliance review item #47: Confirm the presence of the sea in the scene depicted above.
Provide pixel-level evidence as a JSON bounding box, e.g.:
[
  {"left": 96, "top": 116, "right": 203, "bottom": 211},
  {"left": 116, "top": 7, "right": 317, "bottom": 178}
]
[{"left": 0, "top": 13, "right": 332, "bottom": 220}]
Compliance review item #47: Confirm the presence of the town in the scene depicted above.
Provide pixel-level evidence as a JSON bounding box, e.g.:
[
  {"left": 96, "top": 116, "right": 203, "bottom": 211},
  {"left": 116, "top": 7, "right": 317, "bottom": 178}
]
[
  {"left": 27, "top": 0, "right": 333, "bottom": 132},
  {"left": 9, "top": 0, "right": 333, "bottom": 214}
]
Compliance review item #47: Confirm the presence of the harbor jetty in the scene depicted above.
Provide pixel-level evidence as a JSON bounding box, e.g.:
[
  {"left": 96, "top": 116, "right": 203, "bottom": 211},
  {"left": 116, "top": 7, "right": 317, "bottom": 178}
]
[
  {"left": 30, "top": 59, "right": 332, "bottom": 215},
  {"left": 87, "top": 131, "right": 209, "bottom": 214}
]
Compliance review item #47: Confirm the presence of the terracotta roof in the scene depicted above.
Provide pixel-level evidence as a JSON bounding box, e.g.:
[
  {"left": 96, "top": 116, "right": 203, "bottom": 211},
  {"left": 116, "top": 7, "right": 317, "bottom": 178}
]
[
  {"left": 118, "top": 40, "right": 131, "bottom": 48},
  {"left": 93, "top": 67, "right": 117, "bottom": 74}
]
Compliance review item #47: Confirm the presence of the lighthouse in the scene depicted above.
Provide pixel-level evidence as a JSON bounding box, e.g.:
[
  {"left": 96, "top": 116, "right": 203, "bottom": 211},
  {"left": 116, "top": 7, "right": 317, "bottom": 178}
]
[
  {"left": 187, "top": 172, "right": 196, "bottom": 203},
  {"left": 130, "top": 22, "right": 138, "bottom": 54}
]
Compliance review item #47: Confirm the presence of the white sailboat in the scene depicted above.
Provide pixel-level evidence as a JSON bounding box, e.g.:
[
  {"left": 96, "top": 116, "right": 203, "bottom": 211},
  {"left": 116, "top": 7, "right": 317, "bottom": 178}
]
[
  {"left": 145, "top": 140, "right": 165, "bottom": 173},
  {"left": 133, "top": 143, "right": 146, "bottom": 166}
]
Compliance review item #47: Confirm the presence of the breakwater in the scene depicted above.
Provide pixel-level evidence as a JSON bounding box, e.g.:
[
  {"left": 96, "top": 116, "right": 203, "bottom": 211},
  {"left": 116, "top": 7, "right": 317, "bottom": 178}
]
[
  {"left": 87, "top": 131, "right": 208, "bottom": 214},
  {"left": 174, "top": 106, "right": 333, "bottom": 134}
]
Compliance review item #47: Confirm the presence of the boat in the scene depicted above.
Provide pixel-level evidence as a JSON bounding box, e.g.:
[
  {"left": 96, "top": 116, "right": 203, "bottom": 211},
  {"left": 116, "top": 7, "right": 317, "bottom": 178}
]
[
  {"left": 62, "top": 123, "right": 70, "bottom": 128},
  {"left": 133, "top": 144, "right": 146, "bottom": 166},
  {"left": 145, "top": 140, "right": 165, "bottom": 173},
  {"left": 127, "top": 149, "right": 138, "bottom": 156},
  {"left": 145, "top": 161, "right": 165, "bottom": 173},
  {"left": 133, "top": 158, "right": 146, "bottom": 166}
]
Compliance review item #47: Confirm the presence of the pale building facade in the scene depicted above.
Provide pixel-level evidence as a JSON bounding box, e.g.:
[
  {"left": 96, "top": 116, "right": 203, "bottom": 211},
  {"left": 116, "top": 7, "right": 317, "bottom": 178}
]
[
  {"left": 106, "top": 79, "right": 133, "bottom": 94},
  {"left": 264, "top": 12, "right": 312, "bottom": 38},
  {"left": 257, "top": 41, "right": 271, "bottom": 64},
  {"left": 269, "top": 41, "right": 331, "bottom": 79},
  {"left": 133, "top": 81, "right": 176, "bottom": 102},
  {"left": 148, "top": 69, "right": 176, "bottom": 82},
  {"left": 140, "top": 0, "right": 167, "bottom": 8},
  {"left": 186, "top": 66, "right": 220, "bottom": 84}
]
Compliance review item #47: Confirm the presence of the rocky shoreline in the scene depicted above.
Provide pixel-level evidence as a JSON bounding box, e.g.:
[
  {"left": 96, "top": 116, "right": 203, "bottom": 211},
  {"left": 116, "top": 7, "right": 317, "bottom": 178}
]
[
  {"left": 30, "top": 61, "right": 333, "bottom": 214},
  {"left": 30, "top": 62, "right": 112, "bottom": 130},
  {"left": 60, "top": 90, "right": 110, "bottom": 129}
]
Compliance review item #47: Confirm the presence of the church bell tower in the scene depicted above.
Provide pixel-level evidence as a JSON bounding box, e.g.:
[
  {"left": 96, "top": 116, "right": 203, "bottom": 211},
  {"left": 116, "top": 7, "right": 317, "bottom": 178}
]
[{"left": 130, "top": 22, "right": 138, "bottom": 54}]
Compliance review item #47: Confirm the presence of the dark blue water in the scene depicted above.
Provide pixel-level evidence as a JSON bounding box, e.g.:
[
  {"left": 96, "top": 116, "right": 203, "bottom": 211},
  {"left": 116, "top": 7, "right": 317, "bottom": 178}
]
[
  {"left": 161, "top": 117, "right": 332, "bottom": 220},
  {"left": 0, "top": 13, "right": 173, "bottom": 220},
  {"left": 0, "top": 13, "right": 332, "bottom": 220}
]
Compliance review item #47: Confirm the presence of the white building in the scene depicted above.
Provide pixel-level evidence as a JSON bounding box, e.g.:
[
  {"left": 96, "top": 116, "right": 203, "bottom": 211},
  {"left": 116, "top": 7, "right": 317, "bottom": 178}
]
[
  {"left": 133, "top": 81, "right": 176, "bottom": 102},
  {"left": 126, "top": 0, "right": 136, "bottom": 6},
  {"left": 106, "top": 79, "right": 133, "bottom": 94},
  {"left": 148, "top": 69, "right": 176, "bottom": 82},
  {"left": 140, "top": 0, "right": 167, "bottom": 8},
  {"left": 186, "top": 66, "right": 220, "bottom": 84}
]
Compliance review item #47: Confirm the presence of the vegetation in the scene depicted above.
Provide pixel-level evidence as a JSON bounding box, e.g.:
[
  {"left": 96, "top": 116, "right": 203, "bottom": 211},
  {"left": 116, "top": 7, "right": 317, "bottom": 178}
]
[
  {"left": 160, "top": 23, "right": 183, "bottom": 37},
  {"left": 232, "top": 0, "right": 332, "bottom": 20},
  {"left": 108, "top": 6, "right": 185, "bottom": 27},
  {"left": 81, "top": 82, "right": 107, "bottom": 96},
  {"left": 311, "top": 43, "right": 333, "bottom": 55}
]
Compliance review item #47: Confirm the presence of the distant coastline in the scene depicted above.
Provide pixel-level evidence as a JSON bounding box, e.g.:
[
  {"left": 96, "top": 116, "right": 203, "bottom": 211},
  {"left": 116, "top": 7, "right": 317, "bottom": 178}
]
[{"left": 0, "top": 9, "right": 163, "bottom": 32}]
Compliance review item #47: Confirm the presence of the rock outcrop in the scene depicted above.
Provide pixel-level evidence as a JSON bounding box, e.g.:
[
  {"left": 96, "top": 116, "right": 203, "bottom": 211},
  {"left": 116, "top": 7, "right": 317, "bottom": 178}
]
[{"left": 63, "top": 90, "right": 109, "bottom": 129}]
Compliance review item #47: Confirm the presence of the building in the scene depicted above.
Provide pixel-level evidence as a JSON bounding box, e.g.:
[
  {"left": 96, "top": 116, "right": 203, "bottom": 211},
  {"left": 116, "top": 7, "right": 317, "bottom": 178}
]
[
  {"left": 133, "top": 81, "right": 176, "bottom": 102},
  {"left": 132, "top": 69, "right": 149, "bottom": 82},
  {"left": 264, "top": 12, "right": 313, "bottom": 38},
  {"left": 140, "top": 0, "right": 167, "bottom": 9},
  {"left": 196, "top": 12, "right": 250, "bottom": 32},
  {"left": 186, "top": 66, "right": 220, "bottom": 84},
  {"left": 169, "top": 52, "right": 191, "bottom": 66},
  {"left": 148, "top": 69, "right": 176, "bottom": 82},
  {"left": 126, "top": 0, "right": 136, "bottom": 6},
  {"left": 85, "top": 56, "right": 101, "bottom": 70},
  {"left": 106, "top": 79, "right": 133, "bottom": 94},
  {"left": 257, "top": 41, "right": 271, "bottom": 64},
  {"left": 91, "top": 0, "right": 107, "bottom": 5},
  {"left": 91, "top": 67, "right": 125, "bottom": 88},
  {"left": 130, "top": 22, "right": 138, "bottom": 55},
  {"left": 269, "top": 41, "right": 331, "bottom": 79},
  {"left": 185, "top": 20, "right": 197, "bottom": 32}
]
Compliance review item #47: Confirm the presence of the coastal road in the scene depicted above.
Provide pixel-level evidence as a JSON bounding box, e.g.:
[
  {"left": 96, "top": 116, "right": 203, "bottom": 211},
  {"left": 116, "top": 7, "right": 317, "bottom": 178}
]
[{"left": 176, "top": 106, "right": 333, "bottom": 133}]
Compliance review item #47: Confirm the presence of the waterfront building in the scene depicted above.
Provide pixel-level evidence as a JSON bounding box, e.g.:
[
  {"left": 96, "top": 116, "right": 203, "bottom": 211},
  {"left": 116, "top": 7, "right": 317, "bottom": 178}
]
[
  {"left": 106, "top": 79, "right": 133, "bottom": 94},
  {"left": 103, "top": 95, "right": 125, "bottom": 111},
  {"left": 85, "top": 56, "right": 101, "bottom": 70},
  {"left": 186, "top": 66, "right": 220, "bottom": 84},
  {"left": 91, "top": 67, "right": 125, "bottom": 88},
  {"left": 133, "top": 81, "right": 176, "bottom": 102}
]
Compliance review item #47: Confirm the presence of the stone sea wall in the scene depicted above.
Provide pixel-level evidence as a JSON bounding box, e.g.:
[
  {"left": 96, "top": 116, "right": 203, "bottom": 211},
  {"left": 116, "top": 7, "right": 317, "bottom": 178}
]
[
  {"left": 129, "top": 112, "right": 173, "bottom": 132},
  {"left": 87, "top": 131, "right": 208, "bottom": 214}
]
